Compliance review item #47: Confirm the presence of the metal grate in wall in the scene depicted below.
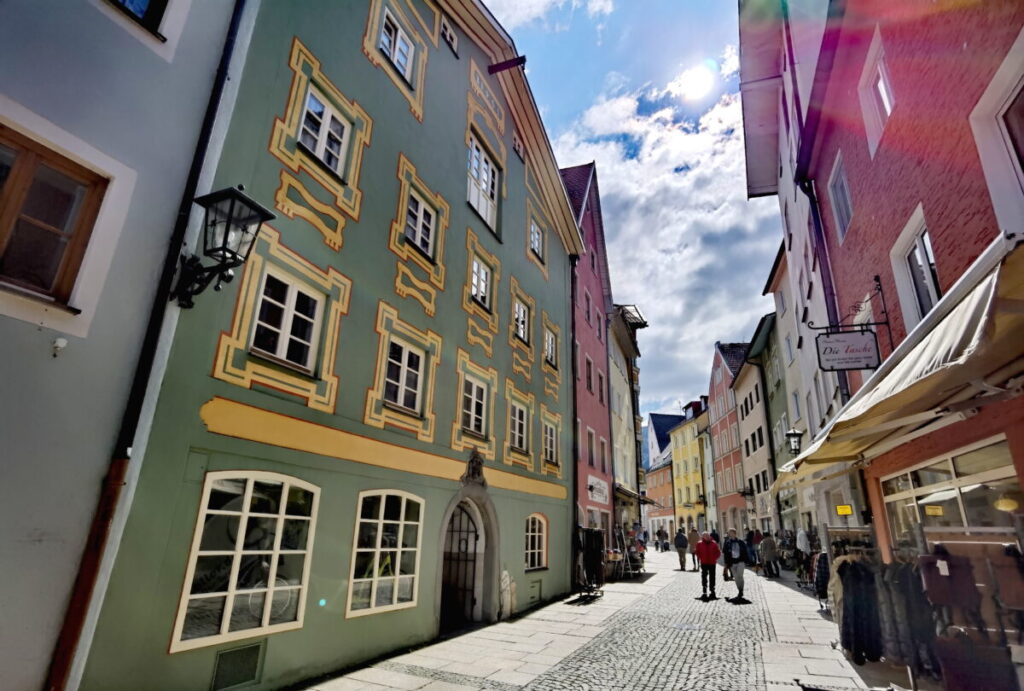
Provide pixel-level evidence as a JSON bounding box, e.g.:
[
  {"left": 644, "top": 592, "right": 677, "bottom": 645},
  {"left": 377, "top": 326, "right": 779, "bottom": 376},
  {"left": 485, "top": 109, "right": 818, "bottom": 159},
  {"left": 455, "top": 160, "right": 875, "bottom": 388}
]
[{"left": 211, "top": 641, "right": 262, "bottom": 691}]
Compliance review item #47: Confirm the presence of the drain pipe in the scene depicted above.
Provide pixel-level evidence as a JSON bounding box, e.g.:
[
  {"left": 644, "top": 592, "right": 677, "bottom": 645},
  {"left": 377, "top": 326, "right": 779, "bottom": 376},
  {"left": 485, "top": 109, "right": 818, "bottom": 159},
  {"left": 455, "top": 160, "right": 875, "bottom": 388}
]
[
  {"left": 568, "top": 255, "right": 581, "bottom": 591},
  {"left": 45, "top": 2, "right": 250, "bottom": 688}
]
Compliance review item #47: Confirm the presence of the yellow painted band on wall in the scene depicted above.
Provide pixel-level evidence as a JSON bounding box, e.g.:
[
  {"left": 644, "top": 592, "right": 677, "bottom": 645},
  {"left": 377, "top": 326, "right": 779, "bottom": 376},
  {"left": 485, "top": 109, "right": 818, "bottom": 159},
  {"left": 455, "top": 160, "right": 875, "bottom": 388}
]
[{"left": 199, "top": 397, "right": 567, "bottom": 500}]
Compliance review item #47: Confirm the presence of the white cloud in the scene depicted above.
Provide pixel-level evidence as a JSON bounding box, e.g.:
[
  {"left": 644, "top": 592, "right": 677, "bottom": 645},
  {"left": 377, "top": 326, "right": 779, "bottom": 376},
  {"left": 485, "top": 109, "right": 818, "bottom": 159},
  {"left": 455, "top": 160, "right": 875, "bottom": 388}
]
[
  {"left": 484, "top": 0, "right": 569, "bottom": 30},
  {"left": 552, "top": 78, "right": 780, "bottom": 413},
  {"left": 720, "top": 44, "right": 739, "bottom": 79},
  {"left": 586, "top": 0, "right": 614, "bottom": 17},
  {"left": 660, "top": 64, "right": 716, "bottom": 102}
]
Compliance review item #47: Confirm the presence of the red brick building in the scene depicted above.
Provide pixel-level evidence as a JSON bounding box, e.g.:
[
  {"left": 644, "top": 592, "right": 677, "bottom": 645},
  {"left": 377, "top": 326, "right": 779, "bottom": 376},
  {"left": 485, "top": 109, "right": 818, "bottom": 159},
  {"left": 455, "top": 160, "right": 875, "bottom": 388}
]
[
  {"left": 708, "top": 342, "right": 749, "bottom": 532},
  {"left": 740, "top": 0, "right": 1024, "bottom": 557}
]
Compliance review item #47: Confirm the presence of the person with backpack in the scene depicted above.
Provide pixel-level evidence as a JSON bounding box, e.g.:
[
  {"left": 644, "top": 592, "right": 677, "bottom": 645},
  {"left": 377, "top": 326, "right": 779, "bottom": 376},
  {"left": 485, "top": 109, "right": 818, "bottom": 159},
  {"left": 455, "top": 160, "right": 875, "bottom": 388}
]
[
  {"left": 695, "top": 532, "right": 721, "bottom": 601},
  {"left": 723, "top": 528, "right": 753, "bottom": 603},
  {"left": 673, "top": 528, "right": 689, "bottom": 570}
]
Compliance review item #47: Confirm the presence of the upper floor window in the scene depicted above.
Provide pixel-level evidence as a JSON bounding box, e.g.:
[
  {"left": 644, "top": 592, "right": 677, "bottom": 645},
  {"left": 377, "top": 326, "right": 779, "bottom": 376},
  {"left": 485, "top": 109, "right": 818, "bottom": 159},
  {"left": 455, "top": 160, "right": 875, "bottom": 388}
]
[
  {"left": 467, "top": 135, "right": 499, "bottom": 228},
  {"left": 858, "top": 27, "right": 896, "bottom": 158},
  {"left": 462, "top": 375, "right": 487, "bottom": 437},
  {"left": 348, "top": 491, "right": 423, "bottom": 615},
  {"left": 529, "top": 221, "right": 544, "bottom": 261},
  {"left": 404, "top": 190, "right": 435, "bottom": 258},
  {"left": 905, "top": 228, "right": 941, "bottom": 319},
  {"left": 251, "top": 269, "right": 323, "bottom": 372},
  {"left": 384, "top": 338, "right": 424, "bottom": 413},
  {"left": 525, "top": 514, "right": 547, "bottom": 570},
  {"left": 543, "top": 422, "right": 557, "bottom": 466},
  {"left": 587, "top": 428, "right": 596, "bottom": 466},
  {"left": 470, "top": 255, "right": 491, "bottom": 309},
  {"left": 585, "top": 356, "right": 594, "bottom": 392},
  {"left": 170, "top": 472, "right": 318, "bottom": 651},
  {"left": 440, "top": 15, "right": 458, "bottom": 55},
  {"left": 510, "top": 402, "right": 528, "bottom": 451},
  {"left": 598, "top": 372, "right": 605, "bottom": 405},
  {"left": 110, "top": 0, "right": 168, "bottom": 35},
  {"left": 828, "top": 153, "right": 854, "bottom": 241},
  {"left": 379, "top": 9, "right": 415, "bottom": 81},
  {"left": 299, "top": 88, "right": 351, "bottom": 178},
  {"left": 513, "top": 298, "right": 530, "bottom": 343},
  {"left": 0, "top": 125, "right": 107, "bottom": 305},
  {"left": 584, "top": 291, "right": 592, "bottom": 324},
  {"left": 544, "top": 327, "right": 557, "bottom": 367}
]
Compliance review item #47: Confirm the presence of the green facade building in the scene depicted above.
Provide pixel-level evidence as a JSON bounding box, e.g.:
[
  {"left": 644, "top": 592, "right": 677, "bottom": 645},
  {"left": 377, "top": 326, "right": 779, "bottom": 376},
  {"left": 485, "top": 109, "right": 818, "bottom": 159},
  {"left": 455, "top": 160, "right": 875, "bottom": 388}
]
[{"left": 80, "top": 2, "right": 583, "bottom": 689}]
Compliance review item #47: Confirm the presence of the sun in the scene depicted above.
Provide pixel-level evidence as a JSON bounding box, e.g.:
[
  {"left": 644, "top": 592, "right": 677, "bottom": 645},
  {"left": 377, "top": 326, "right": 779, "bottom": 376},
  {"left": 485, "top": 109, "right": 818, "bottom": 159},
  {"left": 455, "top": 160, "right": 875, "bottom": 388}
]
[{"left": 666, "top": 64, "right": 716, "bottom": 102}]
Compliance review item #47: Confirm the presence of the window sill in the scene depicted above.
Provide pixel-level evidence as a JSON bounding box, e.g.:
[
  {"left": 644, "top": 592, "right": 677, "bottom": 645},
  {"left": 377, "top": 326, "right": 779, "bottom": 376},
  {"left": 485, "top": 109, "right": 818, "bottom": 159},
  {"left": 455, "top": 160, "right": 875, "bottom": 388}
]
[
  {"left": 379, "top": 50, "right": 416, "bottom": 90},
  {"left": 402, "top": 236, "right": 437, "bottom": 265},
  {"left": 462, "top": 428, "right": 489, "bottom": 443},
  {"left": 248, "top": 349, "right": 317, "bottom": 379},
  {"left": 383, "top": 400, "right": 424, "bottom": 419},
  {"left": 0, "top": 281, "right": 81, "bottom": 315},
  {"left": 543, "top": 360, "right": 558, "bottom": 371},
  {"left": 530, "top": 249, "right": 545, "bottom": 265},
  {"left": 514, "top": 334, "right": 531, "bottom": 348},
  {"left": 525, "top": 567, "right": 549, "bottom": 573},
  {"left": 470, "top": 296, "right": 492, "bottom": 314},
  {"left": 510, "top": 445, "right": 529, "bottom": 456},
  {"left": 297, "top": 142, "right": 349, "bottom": 186},
  {"left": 103, "top": 0, "right": 167, "bottom": 42}
]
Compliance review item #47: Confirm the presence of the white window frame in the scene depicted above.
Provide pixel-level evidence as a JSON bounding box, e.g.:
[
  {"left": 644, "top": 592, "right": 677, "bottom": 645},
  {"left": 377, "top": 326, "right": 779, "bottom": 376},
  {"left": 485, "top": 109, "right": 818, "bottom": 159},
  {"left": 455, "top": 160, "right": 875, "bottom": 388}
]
[
  {"left": 791, "top": 392, "right": 802, "bottom": 421},
  {"left": 600, "top": 437, "right": 608, "bottom": 472},
  {"left": 510, "top": 402, "right": 528, "bottom": 452},
  {"left": 404, "top": 189, "right": 436, "bottom": 258},
  {"left": 467, "top": 134, "right": 499, "bottom": 228},
  {"left": 513, "top": 298, "right": 530, "bottom": 343},
  {"left": 298, "top": 86, "right": 351, "bottom": 177},
  {"left": 346, "top": 490, "right": 424, "bottom": 617},
  {"left": 170, "top": 471, "right": 320, "bottom": 652},
  {"left": 379, "top": 8, "right": 415, "bottom": 81},
  {"left": 827, "top": 152, "right": 854, "bottom": 242},
  {"left": 250, "top": 267, "right": 324, "bottom": 373},
  {"left": 525, "top": 514, "right": 547, "bottom": 570},
  {"left": 470, "top": 255, "right": 491, "bottom": 309},
  {"left": 890, "top": 203, "right": 941, "bottom": 330},
  {"left": 89, "top": 0, "right": 194, "bottom": 62},
  {"left": 384, "top": 337, "right": 425, "bottom": 413},
  {"left": 858, "top": 26, "right": 895, "bottom": 158},
  {"left": 585, "top": 356, "right": 594, "bottom": 392},
  {"left": 584, "top": 290, "right": 593, "bottom": 324},
  {"left": 462, "top": 375, "right": 487, "bottom": 436},
  {"left": 587, "top": 428, "right": 596, "bottom": 466},
  {"left": 784, "top": 334, "right": 795, "bottom": 364},
  {"left": 529, "top": 220, "right": 544, "bottom": 260},
  {"left": 970, "top": 25, "right": 1024, "bottom": 235},
  {"left": 440, "top": 14, "right": 458, "bottom": 54},
  {"left": 544, "top": 327, "right": 557, "bottom": 367},
  {"left": 543, "top": 422, "right": 557, "bottom": 466}
]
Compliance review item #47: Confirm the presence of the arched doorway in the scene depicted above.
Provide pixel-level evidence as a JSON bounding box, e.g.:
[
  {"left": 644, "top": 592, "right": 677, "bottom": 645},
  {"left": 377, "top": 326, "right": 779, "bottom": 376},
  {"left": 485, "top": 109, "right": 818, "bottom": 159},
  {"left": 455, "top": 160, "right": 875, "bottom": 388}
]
[{"left": 440, "top": 500, "right": 484, "bottom": 632}]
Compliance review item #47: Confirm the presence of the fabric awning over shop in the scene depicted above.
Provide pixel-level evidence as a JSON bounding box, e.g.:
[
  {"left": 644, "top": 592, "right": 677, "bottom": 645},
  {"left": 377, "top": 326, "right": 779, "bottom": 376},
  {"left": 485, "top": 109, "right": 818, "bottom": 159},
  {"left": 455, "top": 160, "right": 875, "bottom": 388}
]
[{"left": 774, "top": 236, "right": 1024, "bottom": 494}]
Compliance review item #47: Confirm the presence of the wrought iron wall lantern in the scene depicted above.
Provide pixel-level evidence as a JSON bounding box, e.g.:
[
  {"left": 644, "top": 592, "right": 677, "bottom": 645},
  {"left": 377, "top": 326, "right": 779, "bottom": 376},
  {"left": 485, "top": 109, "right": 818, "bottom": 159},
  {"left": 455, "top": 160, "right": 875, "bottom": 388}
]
[
  {"left": 785, "top": 427, "right": 803, "bottom": 456},
  {"left": 170, "top": 185, "right": 275, "bottom": 308}
]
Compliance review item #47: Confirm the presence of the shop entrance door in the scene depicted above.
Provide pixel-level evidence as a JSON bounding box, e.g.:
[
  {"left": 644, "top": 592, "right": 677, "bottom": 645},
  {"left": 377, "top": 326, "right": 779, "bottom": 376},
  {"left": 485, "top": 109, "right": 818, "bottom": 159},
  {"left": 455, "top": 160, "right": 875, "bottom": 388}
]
[{"left": 440, "top": 502, "right": 479, "bottom": 632}]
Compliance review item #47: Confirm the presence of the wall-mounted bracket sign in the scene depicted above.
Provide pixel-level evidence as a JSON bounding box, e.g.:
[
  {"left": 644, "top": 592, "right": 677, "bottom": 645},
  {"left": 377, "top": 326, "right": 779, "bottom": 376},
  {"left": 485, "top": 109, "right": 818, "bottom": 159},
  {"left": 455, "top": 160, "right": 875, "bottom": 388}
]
[
  {"left": 924, "top": 504, "right": 944, "bottom": 517},
  {"left": 816, "top": 330, "right": 881, "bottom": 371},
  {"left": 835, "top": 504, "right": 854, "bottom": 516}
]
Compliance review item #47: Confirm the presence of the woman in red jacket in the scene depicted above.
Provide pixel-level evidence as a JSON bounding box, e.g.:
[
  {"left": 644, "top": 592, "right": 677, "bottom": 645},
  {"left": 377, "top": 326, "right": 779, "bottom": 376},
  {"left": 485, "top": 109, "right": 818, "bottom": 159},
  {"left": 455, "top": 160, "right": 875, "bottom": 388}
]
[{"left": 695, "top": 532, "right": 722, "bottom": 601}]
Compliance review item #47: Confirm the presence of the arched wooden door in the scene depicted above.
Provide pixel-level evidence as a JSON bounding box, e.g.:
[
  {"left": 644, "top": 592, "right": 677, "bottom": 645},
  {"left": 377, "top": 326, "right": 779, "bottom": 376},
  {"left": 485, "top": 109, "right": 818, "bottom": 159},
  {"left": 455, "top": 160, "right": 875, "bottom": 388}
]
[{"left": 440, "top": 502, "right": 479, "bottom": 632}]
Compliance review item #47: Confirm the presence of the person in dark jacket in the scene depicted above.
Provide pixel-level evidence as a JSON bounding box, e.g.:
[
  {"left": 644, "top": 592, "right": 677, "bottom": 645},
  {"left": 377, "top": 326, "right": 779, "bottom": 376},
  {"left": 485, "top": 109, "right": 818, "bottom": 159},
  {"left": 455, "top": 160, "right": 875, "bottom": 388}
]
[
  {"left": 723, "top": 528, "right": 753, "bottom": 603},
  {"left": 695, "top": 532, "right": 721, "bottom": 601},
  {"left": 673, "top": 528, "right": 689, "bottom": 570}
]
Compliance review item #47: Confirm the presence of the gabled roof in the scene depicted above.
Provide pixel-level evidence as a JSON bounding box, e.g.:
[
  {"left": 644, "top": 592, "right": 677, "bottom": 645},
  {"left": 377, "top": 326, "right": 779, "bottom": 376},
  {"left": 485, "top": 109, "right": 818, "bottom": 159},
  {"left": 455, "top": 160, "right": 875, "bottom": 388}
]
[
  {"left": 649, "top": 413, "right": 685, "bottom": 453},
  {"left": 717, "top": 342, "right": 750, "bottom": 377},
  {"left": 559, "top": 162, "right": 593, "bottom": 223}
]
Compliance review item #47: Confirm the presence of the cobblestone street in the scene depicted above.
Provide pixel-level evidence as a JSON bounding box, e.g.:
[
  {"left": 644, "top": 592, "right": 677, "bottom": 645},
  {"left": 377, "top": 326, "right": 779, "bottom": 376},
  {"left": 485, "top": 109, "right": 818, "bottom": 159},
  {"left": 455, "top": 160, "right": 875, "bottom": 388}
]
[{"left": 300, "top": 550, "right": 912, "bottom": 691}]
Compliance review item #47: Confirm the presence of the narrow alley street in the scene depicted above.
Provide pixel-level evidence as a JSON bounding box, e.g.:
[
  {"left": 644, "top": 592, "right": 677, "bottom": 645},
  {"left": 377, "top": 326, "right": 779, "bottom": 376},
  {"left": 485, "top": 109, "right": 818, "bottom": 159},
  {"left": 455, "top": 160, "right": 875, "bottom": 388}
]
[{"left": 300, "top": 550, "right": 911, "bottom": 691}]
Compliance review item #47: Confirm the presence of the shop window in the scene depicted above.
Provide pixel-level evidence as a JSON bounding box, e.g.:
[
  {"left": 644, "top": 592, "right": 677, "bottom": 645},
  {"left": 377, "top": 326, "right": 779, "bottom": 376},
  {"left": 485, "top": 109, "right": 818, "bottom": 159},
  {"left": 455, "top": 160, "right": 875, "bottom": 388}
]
[
  {"left": 525, "top": 514, "right": 547, "bottom": 570},
  {"left": 171, "top": 472, "right": 319, "bottom": 652},
  {"left": 0, "top": 124, "right": 107, "bottom": 305},
  {"left": 347, "top": 491, "right": 423, "bottom": 616}
]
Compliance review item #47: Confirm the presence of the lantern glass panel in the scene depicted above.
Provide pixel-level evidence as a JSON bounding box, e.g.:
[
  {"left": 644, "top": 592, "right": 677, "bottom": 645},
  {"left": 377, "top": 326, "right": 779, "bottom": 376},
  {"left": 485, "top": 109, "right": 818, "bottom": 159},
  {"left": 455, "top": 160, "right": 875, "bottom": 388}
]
[{"left": 204, "top": 197, "right": 236, "bottom": 264}]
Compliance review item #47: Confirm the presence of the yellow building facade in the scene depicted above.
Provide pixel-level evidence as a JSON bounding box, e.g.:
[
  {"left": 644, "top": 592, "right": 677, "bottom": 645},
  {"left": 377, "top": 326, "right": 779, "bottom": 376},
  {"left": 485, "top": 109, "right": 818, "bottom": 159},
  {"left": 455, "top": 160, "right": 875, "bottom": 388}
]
[{"left": 670, "top": 405, "right": 708, "bottom": 532}]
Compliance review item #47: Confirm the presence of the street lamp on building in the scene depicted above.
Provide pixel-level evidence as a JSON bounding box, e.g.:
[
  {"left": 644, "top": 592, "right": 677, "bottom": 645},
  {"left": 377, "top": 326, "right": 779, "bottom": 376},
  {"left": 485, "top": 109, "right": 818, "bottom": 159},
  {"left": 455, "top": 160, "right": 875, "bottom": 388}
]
[
  {"left": 785, "top": 427, "right": 803, "bottom": 456},
  {"left": 170, "top": 185, "right": 275, "bottom": 308}
]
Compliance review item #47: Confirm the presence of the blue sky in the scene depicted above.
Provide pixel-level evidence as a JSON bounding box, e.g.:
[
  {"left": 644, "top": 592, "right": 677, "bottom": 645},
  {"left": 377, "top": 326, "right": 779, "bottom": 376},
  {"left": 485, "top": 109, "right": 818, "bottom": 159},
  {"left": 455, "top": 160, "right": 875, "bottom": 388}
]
[{"left": 486, "top": 1, "right": 782, "bottom": 416}]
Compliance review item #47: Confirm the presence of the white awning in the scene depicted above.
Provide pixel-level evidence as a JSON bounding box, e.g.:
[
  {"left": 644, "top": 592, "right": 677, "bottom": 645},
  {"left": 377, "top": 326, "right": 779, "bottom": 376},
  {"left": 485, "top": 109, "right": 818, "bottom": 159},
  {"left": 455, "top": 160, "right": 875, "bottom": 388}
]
[{"left": 773, "top": 235, "right": 1024, "bottom": 494}]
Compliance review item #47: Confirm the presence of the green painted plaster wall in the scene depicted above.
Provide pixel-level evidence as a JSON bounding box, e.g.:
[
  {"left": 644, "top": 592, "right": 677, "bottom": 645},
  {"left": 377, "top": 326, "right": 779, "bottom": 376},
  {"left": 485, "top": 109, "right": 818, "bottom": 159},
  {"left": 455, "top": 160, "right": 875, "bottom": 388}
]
[{"left": 81, "top": 2, "right": 577, "bottom": 689}]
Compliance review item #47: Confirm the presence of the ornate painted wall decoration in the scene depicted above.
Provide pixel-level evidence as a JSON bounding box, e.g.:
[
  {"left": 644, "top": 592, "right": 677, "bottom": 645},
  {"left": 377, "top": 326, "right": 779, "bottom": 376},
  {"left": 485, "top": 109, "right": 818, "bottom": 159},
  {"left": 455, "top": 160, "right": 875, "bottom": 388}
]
[
  {"left": 274, "top": 170, "right": 348, "bottom": 250},
  {"left": 361, "top": 0, "right": 439, "bottom": 122}
]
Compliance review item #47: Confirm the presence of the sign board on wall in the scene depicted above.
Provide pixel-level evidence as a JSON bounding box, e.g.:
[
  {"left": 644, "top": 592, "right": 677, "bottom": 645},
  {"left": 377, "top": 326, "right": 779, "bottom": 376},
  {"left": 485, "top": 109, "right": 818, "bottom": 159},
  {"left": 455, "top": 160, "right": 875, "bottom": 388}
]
[
  {"left": 835, "top": 504, "right": 853, "bottom": 516},
  {"left": 924, "top": 504, "right": 944, "bottom": 517},
  {"left": 587, "top": 476, "right": 609, "bottom": 504},
  {"left": 816, "top": 331, "right": 881, "bottom": 371}
]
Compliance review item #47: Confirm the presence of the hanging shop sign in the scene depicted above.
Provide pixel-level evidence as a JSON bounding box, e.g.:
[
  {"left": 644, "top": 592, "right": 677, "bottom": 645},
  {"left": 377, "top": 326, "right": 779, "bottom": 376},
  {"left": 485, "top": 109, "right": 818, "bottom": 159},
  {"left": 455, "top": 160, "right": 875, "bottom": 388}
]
[
  {"left": 816, "top": 330, "right": 881, "bottom": 371},
  {"left": 587, "top": 476, "right": 609, "bottom": 504},
  {"left": 835, "top": 504, "right": 854, "bottom": 516}
]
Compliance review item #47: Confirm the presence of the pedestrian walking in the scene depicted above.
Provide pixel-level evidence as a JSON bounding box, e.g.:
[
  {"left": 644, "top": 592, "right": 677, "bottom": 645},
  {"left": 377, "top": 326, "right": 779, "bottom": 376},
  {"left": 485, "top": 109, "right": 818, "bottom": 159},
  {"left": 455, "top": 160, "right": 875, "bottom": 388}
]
[
  {"left": 723, "top": 528, "right": 753, "bottom": 603},
  {"left": 687, "top": 526, "right": 700, "bottom": 571},
  {"left": 695, "top": 532, "right": 721, "bottom": 601},
  {"left": 673, "top": 528, "right": 689, "bottom": 570},
  {"left": 656, "top": 527, "right": 667, "bottom": 552},
  {"left": 760, "top": 532, "right": 779, "bottom": 577}
]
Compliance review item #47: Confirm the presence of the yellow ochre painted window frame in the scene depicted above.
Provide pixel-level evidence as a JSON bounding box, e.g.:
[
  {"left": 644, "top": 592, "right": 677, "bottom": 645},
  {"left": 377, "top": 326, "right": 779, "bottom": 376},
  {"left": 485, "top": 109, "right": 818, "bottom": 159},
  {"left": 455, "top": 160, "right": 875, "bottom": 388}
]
[
  {"left": 362, "top": 0, "right": 439, "bottom": 122},
  {"left": 451, "top": 348, "right": 499, "bottom": 461},
  {"left": 388, "top": 153, "right": 449, "bottom": 288},
  {"left": 213, "top": 226, "right": 352, "bottom": 413},
  {"left": 540, "top": 403, "right": 562, "bottom": 478},
  {"left": 503, "top": 378, "right": 535, "bottom": 471}
]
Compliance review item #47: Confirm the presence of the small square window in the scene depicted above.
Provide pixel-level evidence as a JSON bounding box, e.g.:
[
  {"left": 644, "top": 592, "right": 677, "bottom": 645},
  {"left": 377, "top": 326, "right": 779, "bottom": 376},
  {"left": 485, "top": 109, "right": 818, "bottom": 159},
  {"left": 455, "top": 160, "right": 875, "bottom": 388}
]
[
  {"left": 379, "top": 10, "right": 415, "bottom": 81},
  {"left": 512, "top": 131, "right": 525, "bottom": 160},
  {"left": 251, "top": 270, "right": 324, "bottom": 372},
  {"left": 299, "top": 88, "right": 351, "bottom": 178}
]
